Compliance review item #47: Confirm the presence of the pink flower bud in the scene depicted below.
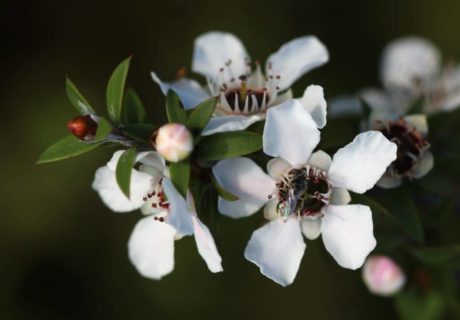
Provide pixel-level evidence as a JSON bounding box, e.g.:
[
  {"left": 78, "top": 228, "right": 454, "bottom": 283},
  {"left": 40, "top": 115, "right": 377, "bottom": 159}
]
[
  {"left": 362, "top": 255, "right": 405, "bottom": 297},
  {"left": 154, "top": 123, "right": 193, "bottom": 162},
  {"left": 66, "top": 115, "right": 98, "bottom": 140}
]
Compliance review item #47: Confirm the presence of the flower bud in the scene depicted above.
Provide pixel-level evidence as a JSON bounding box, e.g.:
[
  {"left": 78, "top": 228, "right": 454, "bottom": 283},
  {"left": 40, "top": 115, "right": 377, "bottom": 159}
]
[
  {"left": 362, "top": 255, "right": 405, "bottom": 297},
  {"left": 154, "top": 123, "right": 193, "bottom": 162},
  {"left": 67, "top": 115, "right": 98, "bottom": 141}
]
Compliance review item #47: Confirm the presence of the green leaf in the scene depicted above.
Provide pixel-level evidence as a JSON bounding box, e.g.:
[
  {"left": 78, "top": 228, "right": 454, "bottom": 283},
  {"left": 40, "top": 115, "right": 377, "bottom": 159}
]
[
  {"left": 197, "top": 131, "right": 262, "bottom": 161},
  {"left": 186, "top": 96, "right": 218, "bottom": 132},
  {"left": 107, "top": 57, "right": 131, "bottom": 124},
  {"left": 395, "top": 290, "right": 446, "bottom": 320},
  {"left": 37, "top": 135, "right": 99, "bottom": 164},
  {"left": 165, "top": 90, "right": 187, "bottom": 124},
  {"left": 115, "top": 146, "right": 137, "bottom": 198},
  {"left": 412, "top": 245, "right": 460, "bottom": 268},
  {"left": 123, "top": 88, "right": 146, "bottom": 124},
  {"left": 169, "top": 160, "right": 190, "bottom": 198},
  {"left": 406, "top": 96, "right": 424, "bottom": 115},
  {"left": 95, "top": 117, "right": 112, "bottom": 141},
  {"left": 65, "top": 77, "right": 95, "bottom": 115},
  {"left": 211, "top": 173, "right": 239, "bottom": 201},
  {"left": 247, "top": 120, "right": 265, "bottom": 134},
  {"left": 121, "top": 124, "right": 155, "bottom": 145},
  {"left": 385, "top": 186, "right": 425, "bottom": 244}
]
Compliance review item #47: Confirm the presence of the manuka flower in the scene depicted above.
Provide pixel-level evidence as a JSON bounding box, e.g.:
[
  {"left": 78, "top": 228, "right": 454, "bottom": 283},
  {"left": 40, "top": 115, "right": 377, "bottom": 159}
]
[
  {"left": 92, "top": 150, "right": 222, "bottom": 279},
  {"left": 331, "top": 37, "right": 460, "bottom": 117},
  {"left": 372, "top": 114, "right": 433, "bottom": 188},
  {"left": 212, "top": 99, "right": 397, "bottom": 286},
  {"left": 152, "top": 31, "right": 329, "bottom": 135}
]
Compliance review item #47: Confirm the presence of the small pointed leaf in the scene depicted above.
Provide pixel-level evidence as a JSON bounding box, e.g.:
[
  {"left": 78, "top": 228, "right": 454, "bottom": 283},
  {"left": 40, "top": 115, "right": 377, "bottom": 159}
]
[
  {"left": 166, "top": 90, "right": 187, "bottom": 124},
  {"left": 65, "top": 77, "right": 95, "bottom": 115},
  {"left": 197, "top": 131, "right": 262, "bottom": 161},
  {"left": 123, "top": 88, "right": 146, "bottom": 124},
  {"left": 95, "top": 117, "right": 113, "bottom": 141},
  {"left": 107, "top": 57, "right": 131, "bottom": 124},
  {"left": 169, "top": 160, "right": 190, "bottom": 198},
  {"left": 187, "top": 96, "right": 218, "bottom": 132},
  {"left": 115, "top": 146, "right": 137, "bottom": 198},
  {"left": 37, "top": 135, "right": 99, "bottom": 164}
]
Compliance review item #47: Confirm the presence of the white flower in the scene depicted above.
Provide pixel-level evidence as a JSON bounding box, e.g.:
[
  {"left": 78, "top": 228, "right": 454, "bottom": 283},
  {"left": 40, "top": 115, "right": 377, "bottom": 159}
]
[
  {"left": 92, "top": 150, "right": 222, "bottom": 279},
  {"left": 362, "top": 255, "right": 406, "bottom": 296},
  {"left": 212, "top": 100, "right": 397, "bottom": 286},
  {"left": 330, "top": 36, "right": 460, "bottom": 116},
  {"left": 151, "top": 31, "right": 329, "bottom": 135},
  {"left": 380, "top": 37, "right": 442, "bottom": 94}
]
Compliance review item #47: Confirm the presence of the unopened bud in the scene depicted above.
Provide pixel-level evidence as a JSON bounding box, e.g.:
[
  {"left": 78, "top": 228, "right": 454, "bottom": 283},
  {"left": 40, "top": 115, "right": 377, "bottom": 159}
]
[
  {"left": 67, "top": 115, "right": 98, "bottom": 141},
  {"left": 154, "top": 123, "right": 193, "bottom": 162},
  {"left": 362, "top": 255, "right": 405, "bottom": 297}
]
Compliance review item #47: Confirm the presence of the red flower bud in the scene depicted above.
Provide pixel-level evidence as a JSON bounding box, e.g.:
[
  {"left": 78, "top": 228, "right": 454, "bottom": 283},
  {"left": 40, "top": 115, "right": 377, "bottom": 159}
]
[{"left": 66, "top": 115, "right": 98, "bottom": 140}]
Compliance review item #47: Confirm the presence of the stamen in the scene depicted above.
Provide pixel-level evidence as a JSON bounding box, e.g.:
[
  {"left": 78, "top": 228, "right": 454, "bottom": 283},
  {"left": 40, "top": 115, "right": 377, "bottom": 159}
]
[{"left": 275, "top": 166, "right": 331, "bottom": 220}]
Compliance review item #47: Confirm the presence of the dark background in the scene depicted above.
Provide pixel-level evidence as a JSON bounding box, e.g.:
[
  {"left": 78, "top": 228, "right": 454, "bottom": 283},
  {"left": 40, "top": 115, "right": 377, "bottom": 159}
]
[{"left": 2, "top": 0, "right": 459, "bottom": 319}]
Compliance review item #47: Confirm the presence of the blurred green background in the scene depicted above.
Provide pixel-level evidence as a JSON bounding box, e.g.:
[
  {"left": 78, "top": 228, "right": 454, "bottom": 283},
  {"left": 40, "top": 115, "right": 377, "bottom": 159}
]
[{"left": 2, "top": 0, "right": 460, "bottom": 319}]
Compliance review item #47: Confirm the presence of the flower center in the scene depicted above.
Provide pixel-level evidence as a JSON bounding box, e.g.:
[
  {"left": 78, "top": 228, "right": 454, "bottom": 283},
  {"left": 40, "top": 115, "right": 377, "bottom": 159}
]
[
  {"left": 274, "top": 167, "right": 331, "bottom": 220},
  {"left": 378, "top": 119, "right": 429, "bottom": 176},
  {"left": 142, "top": 178, "right": 169, "bottom": 218},
  {"left": 221, "top": 85, "right": 270, "bottom": 114},
  {"left": 209, "top": 60, "right": 282, "bottom": 116}
]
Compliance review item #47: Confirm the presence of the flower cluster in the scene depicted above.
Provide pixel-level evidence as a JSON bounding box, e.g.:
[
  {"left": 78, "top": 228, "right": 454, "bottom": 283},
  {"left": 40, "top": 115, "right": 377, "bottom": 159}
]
[{"left": 39, "top": 32, "right": 460, "bottom": 317}]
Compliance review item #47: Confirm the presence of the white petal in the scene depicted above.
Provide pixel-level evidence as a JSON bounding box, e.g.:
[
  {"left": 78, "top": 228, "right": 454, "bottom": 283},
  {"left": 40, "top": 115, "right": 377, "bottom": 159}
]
[
  {"left": 92, "top": 166, "right": 152, "bottom": 213},
  {"left": 151, "top": 72, "right": 210, "bottom": 110},
  {"left": 321, "top": 205, "right": 376, "bottom": 269},
  {"left": 266, "top": 157, "right": 291, "bottom": 180},
  {"left": 128, "top": 216, "right": 176, "bottom": 280},
  {"left": 330, "top": 187, "right": 351, "bottom": 205},
  {"left": 263, "top": 99, "right": 320, "bottom": 167},
  {"left": 412, "top": 151, "right": 434, "bottom": 179},
  {"left": 377, "top": 174, "right": 402, "bottom": 189},
  {"left": 217, "top": 198, "right": 265, "bottom": 219},
  {"left": 360, "top": 88, "right": 404, "bottom": 121},
  {"left": 270, "top": 89, "right": 293, "bottom": 106},
  {"left": 403, "top": 114, "right": 428, "bottom": 136},
  {"left": 201, "top": 114, "right": 263, "bottom": 136},
  {"left": 266, "top": 36, "right": 329, "bottom": 91},
  {"left": 192, "top": 216, "right": 223, "bottom": 273},
  {"left": 328, "top": 131, "right": 397, "bottom": 193},
  {"left": 192, "top": 31, "right": 250, "bottom": 81},
  {"left": 213, "top": 158, "right": 276, "bottom": 218},
  {"left": 308, "top": 150, "right": 332, "bottom": 172},
  {"left": 263, "top": 199, "right": 279, "bottom": 220},
  {"left": 163, "top": 178, "right": 194, "bottom": 236},
  {"left": 106, "top": 150, "right": 126, "bottom": 171},
  {"left": 244, "top": 218, "right": 306, "bottom": 286},
  {"left": 380, "top": 37, "right": 441, "bottom": 92},
  {"left": 299, "top": 85, "right": 327, "bottom": 128},
  {"left": 137, "top": 151, "right": 166, "bottom": 171},
  {"left": 301, "top": 218, "right": 322, "bottom": 240}
]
